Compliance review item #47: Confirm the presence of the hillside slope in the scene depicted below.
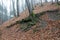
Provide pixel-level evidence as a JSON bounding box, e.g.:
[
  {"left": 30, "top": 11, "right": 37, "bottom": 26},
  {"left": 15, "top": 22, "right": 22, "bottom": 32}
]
[
  {"left": 0, "top": 3, "right": 60, "bottom": 40},
  {"left": 0, "top": 3, "right": 59, "bottom": 30}
]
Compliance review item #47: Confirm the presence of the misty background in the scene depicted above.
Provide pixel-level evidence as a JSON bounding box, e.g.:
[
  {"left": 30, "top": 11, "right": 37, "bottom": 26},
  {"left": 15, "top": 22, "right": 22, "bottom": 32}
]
[{"left": 0, "top": 0, "right": 60, "bottom": 24}]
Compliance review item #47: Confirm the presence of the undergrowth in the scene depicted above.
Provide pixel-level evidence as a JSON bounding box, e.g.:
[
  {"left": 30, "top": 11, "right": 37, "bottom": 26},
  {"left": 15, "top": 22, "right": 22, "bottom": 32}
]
[
  {"left": 56, "top": 3, "right": 60, "bottom": 6},
  {"left": 16, "top": 10, "right": 58, "bottom": 32},
  {"left": 16, "top": 12, "right": 44, "bottom": 32},
  {"left": 6, "top": 9, "right": 59, "bottom": 32},
  {"left": 18, "top": 12, "right": 39, "bottom": 32}
]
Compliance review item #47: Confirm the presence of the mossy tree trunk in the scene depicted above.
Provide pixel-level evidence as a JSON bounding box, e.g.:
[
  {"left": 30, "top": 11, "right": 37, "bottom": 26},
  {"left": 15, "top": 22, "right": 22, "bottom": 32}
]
[{"left": 25, "top": 0, "right": 36, "bottom": 22}]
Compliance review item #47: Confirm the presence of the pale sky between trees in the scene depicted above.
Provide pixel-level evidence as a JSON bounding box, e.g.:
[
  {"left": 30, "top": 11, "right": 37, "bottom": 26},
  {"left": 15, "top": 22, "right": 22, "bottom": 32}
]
[{"left": 0, "top": 0, "right": 60, "bottom": 17}]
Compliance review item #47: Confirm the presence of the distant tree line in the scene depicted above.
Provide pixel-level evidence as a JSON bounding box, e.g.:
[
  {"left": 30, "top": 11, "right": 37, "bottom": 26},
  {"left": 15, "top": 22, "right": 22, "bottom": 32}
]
[{"left": 0, "top": 0, "right": 59, "bottom": 24}]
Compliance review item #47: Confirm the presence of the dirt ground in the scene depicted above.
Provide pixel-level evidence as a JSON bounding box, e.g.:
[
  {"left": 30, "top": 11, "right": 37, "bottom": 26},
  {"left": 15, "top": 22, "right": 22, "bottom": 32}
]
[{"left": 0, "top": 3, "right": 60, "bottom": 40}]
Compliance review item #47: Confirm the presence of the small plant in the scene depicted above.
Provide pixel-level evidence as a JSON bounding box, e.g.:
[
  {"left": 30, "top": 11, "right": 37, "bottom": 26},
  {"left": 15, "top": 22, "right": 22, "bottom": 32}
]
[{"left": 31, "top": 12, "right": 36, "bottom": 18}]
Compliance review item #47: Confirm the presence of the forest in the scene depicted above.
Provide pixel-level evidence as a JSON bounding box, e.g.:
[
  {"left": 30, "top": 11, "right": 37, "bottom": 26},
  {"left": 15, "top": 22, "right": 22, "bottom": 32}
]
[
  {"left": 0, "top": 0, "right": 59, "bottom": 24},
  {"left": 0, "top": 0, "right": 60, "bottom": 40}
]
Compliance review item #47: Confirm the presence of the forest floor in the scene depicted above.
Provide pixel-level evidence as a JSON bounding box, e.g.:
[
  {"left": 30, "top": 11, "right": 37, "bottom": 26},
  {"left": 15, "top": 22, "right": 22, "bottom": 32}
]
[{"left": 0, "top": 3, "right": 60, "bottom": 40}]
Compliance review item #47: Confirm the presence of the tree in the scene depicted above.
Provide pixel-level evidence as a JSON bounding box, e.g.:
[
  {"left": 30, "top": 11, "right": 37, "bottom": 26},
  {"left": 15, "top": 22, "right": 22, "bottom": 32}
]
[
  {"left": 45, "top": 0, "right": 48, "bottom": 3},
  {"left": 40, "top": 0, "right": 43, "bottom": 6},
  {"left": 51, "top": 0, "right": 53, "bottom": 4},
  {"left": 0, "top": 1, "right": 7, "bottom": 24},
  {"left": 1, "top": 0, "right": 3, "bottom": 23},
  {"left": 0, "top": 4, "right": 3, "bottom": 24},
  {"left": 55, "top": 0, "right": 59, "bottom": 4},
  {"left": 57, "top": 0, "right": 59, "bottom": 4},
  {"left": 25, "top": 0, "right": 33, "bottom": 15},
  {"left": 33, "top": 0, "right": 35, "bottom": 7},
  {"left": 17, "top": 0, "right": 19, "bottom": 17},
  {"left": 31, "top": 0, "right": 34, "bottom": 10},
  {"left": 12, "top": 0, "right": 16, "bottom": 17}
]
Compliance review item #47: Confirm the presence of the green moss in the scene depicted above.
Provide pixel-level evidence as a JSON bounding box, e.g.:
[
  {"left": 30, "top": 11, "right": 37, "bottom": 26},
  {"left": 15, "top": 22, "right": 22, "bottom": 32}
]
[{"left": 17, "top": 11, "right": 46, "bottom": 32}]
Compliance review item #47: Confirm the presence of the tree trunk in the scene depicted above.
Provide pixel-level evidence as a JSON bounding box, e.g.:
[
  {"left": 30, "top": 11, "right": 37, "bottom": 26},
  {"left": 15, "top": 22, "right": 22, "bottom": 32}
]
[
  {"left": 45, "top": 0, "right": 47, "bottom": 3},
  {"left": 17, "top": 0, "right": 19, "bottom": 17},
  {"left": 31, "top": 0, "right": 34, "bottom": 10},
  {"left": 55, "top": 0, "right": 59, "bottom": 4},
  {"left": 25, "top": 0, "right": 33, "bottom": 15},
  {"left": 2, "top": 0, "right": 3, "bottom": 24},
  {"left": 51, "top": 0, "right": 53, "bottom": 4},
  {"left": 41, "top": 0, "right": 43, "bottom": 6},
  {"left": 57, "top": 0, "right": 59, "bottom": 4},
  {"left": 12, "top": 0, "right": 16, "bottom": 17}
]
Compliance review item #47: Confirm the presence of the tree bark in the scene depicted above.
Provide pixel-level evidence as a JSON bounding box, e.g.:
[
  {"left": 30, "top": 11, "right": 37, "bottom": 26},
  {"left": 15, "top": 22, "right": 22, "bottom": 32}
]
[
  {"left": 17, "top": 0, "right": 19, "bottom": 17},
  {"left": 12, "top": 0, "right": 16, "bottom": 17},
  {"left": 51, "top": 0, "right": 53, "bottom": 4},
  {"left": 45, "top": 0, "right": 47, "bottom": 3},
  {"left": 31, "top": 0, "right": 34, "bottom": 10},
  {"left": 55, "top": 0, "right": 59, "bottom": 4},
  {"left": 25, "top": 0, "right": 33, "bottom": 15},
  {"left": 41, "top": 0, "right": 43, "bottom": 6}
]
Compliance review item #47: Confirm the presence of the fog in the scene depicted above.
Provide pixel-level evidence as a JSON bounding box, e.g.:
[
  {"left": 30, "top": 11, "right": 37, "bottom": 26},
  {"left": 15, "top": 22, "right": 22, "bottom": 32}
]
[
  {"left": 0, "top": 0, "right": 60, "bottom": 24},
  {"left": 0, "top": 0, "right": 60, "bottom": 17}
]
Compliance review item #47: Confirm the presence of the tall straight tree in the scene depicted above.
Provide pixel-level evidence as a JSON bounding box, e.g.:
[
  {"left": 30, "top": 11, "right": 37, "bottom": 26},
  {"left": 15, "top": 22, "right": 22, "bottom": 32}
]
[
  {"left": 17, "top": 0, "right": 19, "bottom": 17},
  {"left": 57, "top": 0, "right": 59, "bottom": 4},
  {"left": 2, "top": 0, "right": 3, "bottom": 23},
  {"left": 22, "top": 0, "right": 24, "bottom": 11},
  {"left": 45, "top": 0, "right": 48, "bottom": 3},
  {"left": 55, "top": 0, "right": 56, "bottom": 2},
  {"left": 25, "top": 0, "right": 33, "bottom": 15},
  {"left": 51, "top": 0, "right": 53, "bottom": 4},
  {"left": 12, "top": 0, "right": 16, "bottom": 17},
  {"left": 31, "top": 0, "right": 34, "bottom": 10},
  {"left": 55, "top": 0, "right": 59, "bottom": 4},
  {"left": 0, "top": 2, "right": 3, "bottom": 24},
  {"left": 32, "top": 0, "right": 35, "bottom": 7},
  {"left": 40, "top": 0, "right": 43, "bottom": 6}
]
